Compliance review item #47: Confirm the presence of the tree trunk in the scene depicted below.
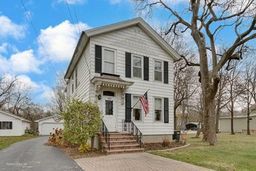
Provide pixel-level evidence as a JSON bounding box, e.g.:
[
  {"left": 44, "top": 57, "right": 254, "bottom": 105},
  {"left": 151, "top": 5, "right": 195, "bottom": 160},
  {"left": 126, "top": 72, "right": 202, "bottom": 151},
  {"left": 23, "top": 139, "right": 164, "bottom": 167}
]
[
  {"left": 215, "top": 101, "right": 221, "bottom": 133},
  {"left": 174, "top": 108, "right": 177, "bottom": 131},
  {"left": 247, "top": 101, "right": 250, "bottom": 135},
  {"left": 202, "top": 95, "right": 217, "bottom": 145},
  {"left": 231, "top": 100, "right": 235, "bottom": 135}
]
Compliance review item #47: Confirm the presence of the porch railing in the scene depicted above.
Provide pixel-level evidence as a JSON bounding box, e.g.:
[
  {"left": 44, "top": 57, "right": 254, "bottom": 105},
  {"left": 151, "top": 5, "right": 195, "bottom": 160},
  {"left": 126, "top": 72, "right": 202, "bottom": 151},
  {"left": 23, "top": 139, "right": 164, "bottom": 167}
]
[
  {"left": 122, "top": 120, "right": 143, "bottom": 148},
  {"left": 101, "top": 120, "right": 110, "bottom": 150}
]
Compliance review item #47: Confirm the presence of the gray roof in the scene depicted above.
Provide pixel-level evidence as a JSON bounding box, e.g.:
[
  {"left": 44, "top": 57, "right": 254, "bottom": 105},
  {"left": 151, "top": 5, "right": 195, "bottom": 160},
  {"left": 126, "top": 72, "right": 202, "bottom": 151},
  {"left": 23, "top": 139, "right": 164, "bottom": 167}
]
[
  {"left": 0, "top": 110, "right": 31, "bottom": 123},
  {"left": 220, "top": 113, "right": 256, "bottom": 119},
  {"left": 64, "top": 17, "right": 181, "bottom": 79}
]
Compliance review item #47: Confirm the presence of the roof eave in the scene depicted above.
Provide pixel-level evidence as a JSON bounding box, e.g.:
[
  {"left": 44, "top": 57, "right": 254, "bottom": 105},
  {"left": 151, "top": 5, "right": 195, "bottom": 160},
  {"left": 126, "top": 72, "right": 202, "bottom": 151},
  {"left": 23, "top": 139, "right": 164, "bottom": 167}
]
[{"left": 64, "top": 31, "right": 88, "bottom": 79}]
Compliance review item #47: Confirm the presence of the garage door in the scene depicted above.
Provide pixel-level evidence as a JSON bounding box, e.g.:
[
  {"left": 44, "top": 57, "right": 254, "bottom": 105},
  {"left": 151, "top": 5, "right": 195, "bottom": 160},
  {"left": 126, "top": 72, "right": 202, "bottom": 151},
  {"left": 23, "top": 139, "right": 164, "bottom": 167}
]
[{"left": 40, "top": 123, "right": 64, "bottom": 135}]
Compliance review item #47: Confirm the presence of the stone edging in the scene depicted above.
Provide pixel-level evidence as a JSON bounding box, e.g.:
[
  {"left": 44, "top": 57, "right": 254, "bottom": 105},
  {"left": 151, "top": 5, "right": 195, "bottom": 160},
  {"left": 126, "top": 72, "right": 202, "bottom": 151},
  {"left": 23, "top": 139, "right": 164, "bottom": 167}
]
[{"left": 147, "top": 143, "right": 191, "bottom": 153}]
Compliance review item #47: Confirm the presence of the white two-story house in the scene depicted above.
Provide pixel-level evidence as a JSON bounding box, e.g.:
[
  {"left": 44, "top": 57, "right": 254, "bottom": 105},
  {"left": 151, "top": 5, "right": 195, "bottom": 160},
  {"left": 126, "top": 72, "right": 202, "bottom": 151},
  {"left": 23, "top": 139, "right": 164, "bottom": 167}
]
[{"left": 64, "top": 18, "right": 180, "bottom": 152}]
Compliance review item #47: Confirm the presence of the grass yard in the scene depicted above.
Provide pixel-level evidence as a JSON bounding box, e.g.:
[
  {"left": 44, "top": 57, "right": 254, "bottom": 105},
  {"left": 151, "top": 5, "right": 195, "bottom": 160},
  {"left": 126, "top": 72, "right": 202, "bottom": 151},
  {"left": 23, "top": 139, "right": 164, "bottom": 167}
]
[
  {"left": 0, "top": 135, "right": 35, "bottom": 150},
  {"left": 151, "top": 133, "right": 256, "bottom": 171}
]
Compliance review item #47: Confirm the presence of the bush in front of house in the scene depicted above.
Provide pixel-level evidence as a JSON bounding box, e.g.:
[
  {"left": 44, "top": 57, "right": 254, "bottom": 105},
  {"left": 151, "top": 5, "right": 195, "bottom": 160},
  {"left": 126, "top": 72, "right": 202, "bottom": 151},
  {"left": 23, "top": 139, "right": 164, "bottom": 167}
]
[
  {"left": 48, "top": 128, "right": 64, "bottom": 146},
  {"left": 25, "top": 128, "right": 38, "bottom": 136},
  {"left": 61, "top": 99, "right": 101, "bottom": 152}
]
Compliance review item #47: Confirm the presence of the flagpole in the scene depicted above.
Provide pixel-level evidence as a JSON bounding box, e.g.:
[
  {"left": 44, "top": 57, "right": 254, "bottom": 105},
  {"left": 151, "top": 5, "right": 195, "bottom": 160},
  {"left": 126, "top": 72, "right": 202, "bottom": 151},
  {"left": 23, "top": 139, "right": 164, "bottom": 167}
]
[{"left": 130, "top": 89, "right": 150, "bottom": 109}]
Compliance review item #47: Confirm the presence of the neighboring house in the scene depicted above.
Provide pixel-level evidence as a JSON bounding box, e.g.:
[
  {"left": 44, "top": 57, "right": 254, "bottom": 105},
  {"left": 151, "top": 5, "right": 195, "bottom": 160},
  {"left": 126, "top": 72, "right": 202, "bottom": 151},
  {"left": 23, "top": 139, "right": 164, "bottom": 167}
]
[
  {"left": 219, "top": 114, "right": 256, "bottom": 133},
  {"left": 36, "top": 116, "right": 64, "bottom": 136},
  {"left": 64, "top": 18, "right": 180, "bottom": 152},
  {"left": 0, "top": 110, "right": 31, "bottom": 136}
]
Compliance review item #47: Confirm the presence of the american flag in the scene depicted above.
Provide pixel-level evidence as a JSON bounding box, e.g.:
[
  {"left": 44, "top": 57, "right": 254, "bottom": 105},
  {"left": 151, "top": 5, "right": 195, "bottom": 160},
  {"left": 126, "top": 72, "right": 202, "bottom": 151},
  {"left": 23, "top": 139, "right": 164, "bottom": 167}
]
[{"left": 140, "top": 92, "right": 149, "bottom": 116}]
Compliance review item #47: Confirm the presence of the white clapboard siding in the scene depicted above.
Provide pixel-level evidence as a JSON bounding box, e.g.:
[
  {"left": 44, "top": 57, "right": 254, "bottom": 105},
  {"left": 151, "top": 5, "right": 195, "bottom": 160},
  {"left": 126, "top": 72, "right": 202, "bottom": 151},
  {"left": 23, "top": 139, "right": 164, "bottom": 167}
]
[
  {"left": 68, "top": 43, "right": 91, "bottom": 102},
  {"left": 88, "top": 26, "right": 174, "bottom": 135}
]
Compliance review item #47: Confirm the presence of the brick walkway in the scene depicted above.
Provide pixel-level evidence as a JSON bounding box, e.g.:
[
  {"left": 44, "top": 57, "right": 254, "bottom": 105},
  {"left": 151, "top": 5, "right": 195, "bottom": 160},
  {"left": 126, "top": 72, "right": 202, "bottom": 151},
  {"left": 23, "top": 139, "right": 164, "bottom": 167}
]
[{"left": 75, "top": 152, "right": 211, "bottom": 171}]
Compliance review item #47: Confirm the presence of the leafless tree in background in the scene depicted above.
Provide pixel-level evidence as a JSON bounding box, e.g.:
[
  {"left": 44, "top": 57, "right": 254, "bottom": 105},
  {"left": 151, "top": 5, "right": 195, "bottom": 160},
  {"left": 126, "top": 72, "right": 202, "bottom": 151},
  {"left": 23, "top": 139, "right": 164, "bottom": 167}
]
[
  {"left": 135, "top": 0, "right": 256, "bottom": 145},
  {"left": 0, "top": 76, "right": 16, "bottom": 108},
  {"left": 51, "top": 73, "right": 67, "bottom": 115},
  {"left": 226, "top": 63, "right": 244, "bottom": 134}
]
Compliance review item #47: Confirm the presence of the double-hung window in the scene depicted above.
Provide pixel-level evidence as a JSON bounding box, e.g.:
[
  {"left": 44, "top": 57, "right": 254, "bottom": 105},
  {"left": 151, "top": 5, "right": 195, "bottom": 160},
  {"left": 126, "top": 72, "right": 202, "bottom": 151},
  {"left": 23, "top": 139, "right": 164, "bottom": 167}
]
[
  {"left": 133, "top": 55, "right": 142, "bottom": 78},
  {"left": 154, "top": 60, "right": 163, "bottom": 81},
  {"left": 133, "top": 96, "right": 142, "bottom": 121},
  {"left": 103, "top": 48, "right": 115, "bottom": 74},
  {"left": 155, "top": 98, "right": 162, "bottom": 121}
]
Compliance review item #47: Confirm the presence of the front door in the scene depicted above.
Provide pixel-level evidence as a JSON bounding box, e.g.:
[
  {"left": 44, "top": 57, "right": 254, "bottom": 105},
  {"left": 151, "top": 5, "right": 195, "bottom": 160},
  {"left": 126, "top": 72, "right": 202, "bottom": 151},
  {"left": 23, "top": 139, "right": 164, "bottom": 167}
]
[{"left": 102, "top": 95, "right": 117, "bottom": 132}]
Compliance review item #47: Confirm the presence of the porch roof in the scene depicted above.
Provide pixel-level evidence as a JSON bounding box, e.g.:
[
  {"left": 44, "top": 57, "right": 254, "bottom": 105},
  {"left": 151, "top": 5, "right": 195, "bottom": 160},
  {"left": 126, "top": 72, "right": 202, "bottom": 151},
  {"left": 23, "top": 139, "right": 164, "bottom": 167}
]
[{"left": 91, "top": 74, "right": 133, "bottom": 89}]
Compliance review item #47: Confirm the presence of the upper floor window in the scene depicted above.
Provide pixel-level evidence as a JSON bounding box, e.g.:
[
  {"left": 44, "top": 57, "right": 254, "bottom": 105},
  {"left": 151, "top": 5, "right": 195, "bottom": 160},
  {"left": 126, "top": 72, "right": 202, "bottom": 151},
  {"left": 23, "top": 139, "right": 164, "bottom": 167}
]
[
  {"left": 103, "top": 48, "right": 115, "bottom": 74},
  {"left": 154, "top": 60, "right": 163, "bottom": 81},
  {"left": 155, "top": 98, "right": 162, "bottom": 121},
  {"left": 133, "top": 55, "right": 142, "bottom": 78},
  {"left": 0, "top": 121, "right": 12, "bottom": 129},
  {"left": 133, "top": 96, "right": 142, "bottom": 121}
]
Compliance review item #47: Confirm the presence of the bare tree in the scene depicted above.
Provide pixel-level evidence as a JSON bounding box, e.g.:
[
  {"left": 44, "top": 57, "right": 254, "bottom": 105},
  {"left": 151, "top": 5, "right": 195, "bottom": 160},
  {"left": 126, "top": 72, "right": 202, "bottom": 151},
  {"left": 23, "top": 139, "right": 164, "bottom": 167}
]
[
  {"left": 161, "top": 28, "right": 198, "bottom": 130},
  {"left": 248, "top": 63, "right": 256, "bottom": 104},
  {"left": 174, "top": 59, "right": 198, "bottom": 130},
  {"left": 215, "top": 69, "right": 229, "bottom": 133},
  {"left": 51, "top": 73, "right": 67, "bottom": 115},
  {"left": 242, "top": 62, "right": 255, "bottom": 135},
  {"left": 226, "top": 63, "right": 243, "bottom": 134},
  {"left": 135, "top": 0, "right": 256, "bottom": 145},
  {"left": 0, "top": 76, "right": 16, "bottom": 108}
]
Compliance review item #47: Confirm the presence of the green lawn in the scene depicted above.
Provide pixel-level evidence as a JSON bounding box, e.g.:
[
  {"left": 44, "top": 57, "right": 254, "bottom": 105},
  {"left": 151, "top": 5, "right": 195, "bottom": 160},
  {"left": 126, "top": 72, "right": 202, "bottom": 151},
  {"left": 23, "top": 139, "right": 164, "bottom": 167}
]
[
  {"left": 151, "top": 133, "right": 256, "bottom": 171},
  {"left": 0, "top": 135, "right": 35, "bottom": 150}
]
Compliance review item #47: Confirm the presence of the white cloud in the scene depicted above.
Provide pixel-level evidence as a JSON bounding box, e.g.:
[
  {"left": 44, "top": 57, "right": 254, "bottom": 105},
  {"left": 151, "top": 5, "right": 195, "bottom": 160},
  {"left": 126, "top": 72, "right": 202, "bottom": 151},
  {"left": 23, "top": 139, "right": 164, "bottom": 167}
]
[
  {"left": 0, "top": 15, "right": 26, "bottom": 39},
  {"left": 40, "top": 85, "right": 55, "bottom": 102},
  {"left": 16, "top": 74, "right": 39, "bottom": 90},
  {"left": 38, "top": 20, "right": 90, "bottom": 62},
  {"left": 0, "top": 43, "right": 8, "bottom": 54},
  {"left": 2, "top": 73, "right": 54, "bottom": 104},
  {"left": 0, "top": 49, "right": 41, "bottom": 74},
  {"left": 57, "top": 0, "right": 85, "bottom": 4},
  {"left": 109, "top": 0, "right": 122, "bottom": 4},
  {"left": 2, "top": 74, "right": 39, "bottom": 91},
  {"left": 10, "top": 50, "right": 41, "bottom": 73}
]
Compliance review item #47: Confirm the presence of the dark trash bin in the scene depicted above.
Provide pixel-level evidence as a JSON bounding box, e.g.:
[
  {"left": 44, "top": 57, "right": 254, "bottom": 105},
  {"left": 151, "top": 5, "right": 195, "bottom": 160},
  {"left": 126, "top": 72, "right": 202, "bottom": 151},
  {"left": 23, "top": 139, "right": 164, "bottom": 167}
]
[{"left": 173, "top": 130, "right": 180, "bottom": 142}]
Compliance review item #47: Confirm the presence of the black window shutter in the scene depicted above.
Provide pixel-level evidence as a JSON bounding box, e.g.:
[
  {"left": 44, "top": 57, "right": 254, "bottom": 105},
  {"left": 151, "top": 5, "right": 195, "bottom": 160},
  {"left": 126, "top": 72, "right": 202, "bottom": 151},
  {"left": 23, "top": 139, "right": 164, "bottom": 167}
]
[
  {"left": 144, "top": 56, "right": 149, "bottom": 81},
  {"left": 164, "top": 61, "right": 168, "bottom": 84},
  {"left": 95, "top": 45, "right": 102, "bottom": 73},
  {"left": 164, "top": 98, "right": 169, "bottom": 123},
  {"left": 125, "top": 93, "right": 131, "bottom": 122},
  {"left": 125, "top": 52, "right": 131, "bottom": 78}
]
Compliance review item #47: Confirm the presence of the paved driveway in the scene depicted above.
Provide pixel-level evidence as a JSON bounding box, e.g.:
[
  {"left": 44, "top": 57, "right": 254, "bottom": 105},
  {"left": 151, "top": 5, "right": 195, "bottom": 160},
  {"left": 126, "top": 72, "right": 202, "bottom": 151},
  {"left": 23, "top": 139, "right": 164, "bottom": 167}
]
[
  {"left": 0, "top": 136, "right": 82, "bottom": 171},
  {"left": 76, "top": 152, "right": 212, "bottom": 171}
]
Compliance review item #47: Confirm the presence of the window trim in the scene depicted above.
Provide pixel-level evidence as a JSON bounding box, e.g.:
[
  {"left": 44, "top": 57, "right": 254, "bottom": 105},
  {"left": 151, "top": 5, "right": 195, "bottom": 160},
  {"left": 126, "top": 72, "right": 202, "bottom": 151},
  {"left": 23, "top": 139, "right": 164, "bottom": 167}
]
[
  {"left": 154, "top": 97, "right": 163, "bottom": 122},
  {"left": 132, "top": 54, "right": 144, "bottom": 80},
  {"left": 132, "top": 94, "right": 143, "bottom": 122},
  {"left": 102, "top": 47, "right": 116, "bottom": 74},
  {"left": 154, "top": 59, "right": 164, "bottom": 82}
]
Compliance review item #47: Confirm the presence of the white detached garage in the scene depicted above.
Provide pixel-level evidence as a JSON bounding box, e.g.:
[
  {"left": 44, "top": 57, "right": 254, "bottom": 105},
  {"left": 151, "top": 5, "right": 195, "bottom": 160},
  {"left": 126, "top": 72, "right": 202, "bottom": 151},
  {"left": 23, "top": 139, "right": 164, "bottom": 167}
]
[
  {"left": 0, "top": 110, "right": 31, "bottom": 136},
  {"left": 36, "top": 116, "right": 64, "bottom": 135}
]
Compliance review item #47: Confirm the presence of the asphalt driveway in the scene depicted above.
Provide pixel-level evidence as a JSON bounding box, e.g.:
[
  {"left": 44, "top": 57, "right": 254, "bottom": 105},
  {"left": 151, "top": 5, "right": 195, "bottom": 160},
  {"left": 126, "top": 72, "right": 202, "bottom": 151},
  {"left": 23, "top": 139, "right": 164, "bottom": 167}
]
[{"left": 0, "top": 136, "right": 82, "bottom": 171}]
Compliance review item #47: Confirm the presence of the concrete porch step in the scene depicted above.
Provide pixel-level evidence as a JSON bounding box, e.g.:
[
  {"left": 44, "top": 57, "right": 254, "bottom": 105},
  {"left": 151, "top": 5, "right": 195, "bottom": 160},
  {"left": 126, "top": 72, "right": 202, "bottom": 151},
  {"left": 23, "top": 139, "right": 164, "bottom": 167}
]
[{"left": 105, "top": 148, "right": 144, "bottom": 154}]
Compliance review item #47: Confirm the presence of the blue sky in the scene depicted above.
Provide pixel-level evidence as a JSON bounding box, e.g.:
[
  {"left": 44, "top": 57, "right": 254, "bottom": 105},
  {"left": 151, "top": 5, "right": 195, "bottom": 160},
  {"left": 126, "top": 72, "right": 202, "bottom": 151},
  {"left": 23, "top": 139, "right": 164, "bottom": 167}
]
[
  {"left": 0, "top": 0, "right": 137, "bottom": 105},
  {"left": 0, "top": 0, "right": 255, "bottom": 106}
]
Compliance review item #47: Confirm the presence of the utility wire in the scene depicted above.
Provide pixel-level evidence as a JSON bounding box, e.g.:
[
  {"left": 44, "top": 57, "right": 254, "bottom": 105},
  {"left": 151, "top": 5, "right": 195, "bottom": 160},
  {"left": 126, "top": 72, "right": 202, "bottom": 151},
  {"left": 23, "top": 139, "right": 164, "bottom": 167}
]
[{"left": 20, "top": 0, "right": 58, "bottom": 73}]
